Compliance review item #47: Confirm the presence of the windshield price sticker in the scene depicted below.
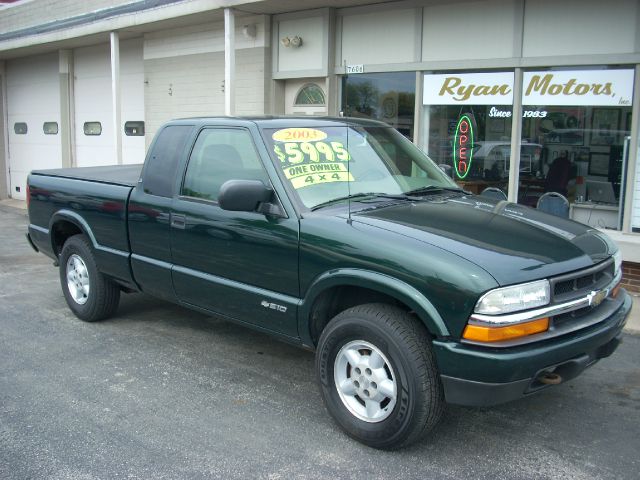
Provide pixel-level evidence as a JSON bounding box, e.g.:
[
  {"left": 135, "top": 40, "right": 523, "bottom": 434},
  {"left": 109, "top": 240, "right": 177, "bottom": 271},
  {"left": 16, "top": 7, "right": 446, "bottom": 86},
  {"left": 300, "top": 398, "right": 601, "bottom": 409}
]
[
  {"left": 272, "top": 128, "right": 328, "bottom": 142},
  {"left": 278, "top": 153, "right": 355, "bottom": 190},
  {"left": 272, "top": 128, "right": 354, "bottom": 189},
  {"left": 285, "top": 162, "right": 348, "bottom": 179},
  {"left": 274, "top": 141, "right": 351, "bottom": 165},
  {"left": 289, "top": 171, "right": 354, "bottom": 189}
]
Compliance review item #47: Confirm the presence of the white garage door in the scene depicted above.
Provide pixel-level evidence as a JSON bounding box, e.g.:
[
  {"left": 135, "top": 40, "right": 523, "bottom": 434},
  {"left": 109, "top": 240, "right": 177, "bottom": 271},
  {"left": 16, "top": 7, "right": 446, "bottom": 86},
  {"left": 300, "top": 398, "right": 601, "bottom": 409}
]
[
  {"left": 6, "top": 53, "right": 61, "bottom": 200},
  {"left": 74, "top": 38, "right": 145, "bottom": 167},
  {"left": 74, "top": 43, "right": 112, "bottom": 167},
  {"left": 121, "top": 38, "right": 145, "bottom": 165}
]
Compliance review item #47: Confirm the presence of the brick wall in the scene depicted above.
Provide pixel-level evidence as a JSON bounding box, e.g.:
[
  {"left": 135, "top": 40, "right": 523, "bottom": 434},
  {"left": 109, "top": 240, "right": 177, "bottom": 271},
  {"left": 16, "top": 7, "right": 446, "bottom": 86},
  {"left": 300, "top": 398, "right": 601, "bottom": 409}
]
[{"left": 621, "top": 261, "right": 640, "bottom": 294}]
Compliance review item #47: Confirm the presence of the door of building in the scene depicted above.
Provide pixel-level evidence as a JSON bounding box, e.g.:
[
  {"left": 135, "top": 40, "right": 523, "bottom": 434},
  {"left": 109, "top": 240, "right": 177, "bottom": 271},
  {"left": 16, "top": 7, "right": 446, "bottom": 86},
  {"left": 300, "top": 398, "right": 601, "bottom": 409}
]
[
  {"left": 285, "top": 78, "right": 327, "bottom": 115},
  {"left": 6, "top": 53, "right": 62, "bottom": 200}
]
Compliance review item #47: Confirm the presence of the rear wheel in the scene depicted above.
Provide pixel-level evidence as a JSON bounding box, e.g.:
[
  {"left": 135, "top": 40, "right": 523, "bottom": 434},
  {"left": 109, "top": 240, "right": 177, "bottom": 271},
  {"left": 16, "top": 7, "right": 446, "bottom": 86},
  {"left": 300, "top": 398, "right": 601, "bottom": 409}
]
[
  {"left": 316, "top": 303, "right": 444, "bottom": 449},
  {"left": 59, "top": 234, "right": 120, "bottom": 322}
]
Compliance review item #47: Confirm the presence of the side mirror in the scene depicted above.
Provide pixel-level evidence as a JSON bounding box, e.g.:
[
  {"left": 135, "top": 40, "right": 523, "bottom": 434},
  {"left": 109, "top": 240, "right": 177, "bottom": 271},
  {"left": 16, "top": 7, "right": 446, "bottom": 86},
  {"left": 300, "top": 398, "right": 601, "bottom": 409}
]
[{"left": 218, "top": 179, "right": 273, "bottom": 213}]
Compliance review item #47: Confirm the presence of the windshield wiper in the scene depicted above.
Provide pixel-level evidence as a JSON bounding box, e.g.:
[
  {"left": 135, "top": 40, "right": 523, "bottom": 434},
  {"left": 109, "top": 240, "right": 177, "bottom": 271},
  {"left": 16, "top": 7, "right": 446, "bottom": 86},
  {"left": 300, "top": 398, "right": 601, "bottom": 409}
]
[
  {"left": 404, "top": 185, "right": 464, "bottom": 196},
  {"left": 310, "top": 192, "right": 409, "bottom": 211}
]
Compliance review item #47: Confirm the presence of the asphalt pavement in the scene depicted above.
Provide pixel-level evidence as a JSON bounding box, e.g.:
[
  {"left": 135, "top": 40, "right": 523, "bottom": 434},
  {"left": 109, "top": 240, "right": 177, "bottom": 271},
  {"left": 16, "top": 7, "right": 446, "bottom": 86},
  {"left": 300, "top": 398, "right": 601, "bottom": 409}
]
[{"left": 1, "top": 203, "right": 639, "bottom": 480}]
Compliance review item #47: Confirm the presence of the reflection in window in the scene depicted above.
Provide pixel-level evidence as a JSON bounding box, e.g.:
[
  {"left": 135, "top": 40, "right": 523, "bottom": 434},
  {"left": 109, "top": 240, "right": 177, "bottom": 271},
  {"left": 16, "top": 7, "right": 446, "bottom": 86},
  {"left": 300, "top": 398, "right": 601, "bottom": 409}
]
[
  {"left": 43, "top": 122, "right": 58, "bottom": 135},
  {"left": 342, "top": 72, "right": 416, "bottom": 140},
  {"left": 295, "top": 84, "right": 326, "bottom": 105},
  {"left": 422, "top": 105, "right": 515, "bottom": 195},
  {"left": 182, "top": 129, "right": 268, "bottom": 202},
  {"left": 14, "top": 122, "right": 27, "bottom": 135},
  {"left": 518, "top": 105, "right": 632, "bottom": 222},
  {"left": 125, "top": 121, "right": 145, "bottom": 136},
  {"left": 83, "top": 122, "right": 102, "bottom": 136}
]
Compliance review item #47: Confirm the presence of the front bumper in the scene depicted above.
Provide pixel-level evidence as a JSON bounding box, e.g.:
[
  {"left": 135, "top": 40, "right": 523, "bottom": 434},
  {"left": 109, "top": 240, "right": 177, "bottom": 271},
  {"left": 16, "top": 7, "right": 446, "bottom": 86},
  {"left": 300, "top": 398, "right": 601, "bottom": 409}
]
[{"left": 434, "top": 290, "right": 632, "bottom": 407}]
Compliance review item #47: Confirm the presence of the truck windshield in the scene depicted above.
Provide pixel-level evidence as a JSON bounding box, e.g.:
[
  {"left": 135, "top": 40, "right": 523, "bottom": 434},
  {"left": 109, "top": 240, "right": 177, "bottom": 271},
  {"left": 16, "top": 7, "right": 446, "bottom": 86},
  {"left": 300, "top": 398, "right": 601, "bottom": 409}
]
[{"left": 263, "top": 125, "right": 461, "bottom": 209}]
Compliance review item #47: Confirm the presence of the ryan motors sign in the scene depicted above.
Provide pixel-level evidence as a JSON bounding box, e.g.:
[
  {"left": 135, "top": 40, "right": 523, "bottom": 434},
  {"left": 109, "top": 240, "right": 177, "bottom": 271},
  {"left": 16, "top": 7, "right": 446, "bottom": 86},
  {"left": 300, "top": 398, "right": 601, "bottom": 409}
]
[
  {"left": 423, "top": 72, "right": 514, "bottom": 105},
  {"left": 424, "top": 70, "right": 634, "bottom": 107}
]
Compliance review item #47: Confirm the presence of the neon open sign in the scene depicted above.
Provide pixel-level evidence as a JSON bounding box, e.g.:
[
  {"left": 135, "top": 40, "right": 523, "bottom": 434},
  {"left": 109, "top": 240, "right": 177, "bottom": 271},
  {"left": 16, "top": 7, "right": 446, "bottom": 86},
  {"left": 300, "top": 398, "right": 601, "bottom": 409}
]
[{"left": 453, "top": 114, "right": 474, "bottom": 179}]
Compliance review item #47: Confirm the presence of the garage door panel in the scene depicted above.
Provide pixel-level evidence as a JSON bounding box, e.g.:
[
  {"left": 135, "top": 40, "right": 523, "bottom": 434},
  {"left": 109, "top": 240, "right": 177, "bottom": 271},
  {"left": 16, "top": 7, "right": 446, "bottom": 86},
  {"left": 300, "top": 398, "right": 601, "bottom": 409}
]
[
  {"left": 121, "top": 39, "right": 145, "bottom": 166},
  {"left": 74, "top": 44, "right": 113, "bottom": 167},
  {"left": 6, "top": 53, "right": 61, "bottom": 200},
  {"left": 74, "top": 39, "right": 145, "bottom": 168}
]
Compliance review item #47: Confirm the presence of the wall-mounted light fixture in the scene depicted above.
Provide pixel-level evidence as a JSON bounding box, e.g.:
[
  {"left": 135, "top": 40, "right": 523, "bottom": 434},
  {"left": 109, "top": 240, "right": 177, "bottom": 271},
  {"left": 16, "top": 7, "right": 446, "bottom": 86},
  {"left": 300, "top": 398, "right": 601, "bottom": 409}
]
[
  {"left": 242, "top": 24, "right": 257, "bottom": 39},
  {"left": 280, "top": 36, "right": 303, "bottom": 48}
]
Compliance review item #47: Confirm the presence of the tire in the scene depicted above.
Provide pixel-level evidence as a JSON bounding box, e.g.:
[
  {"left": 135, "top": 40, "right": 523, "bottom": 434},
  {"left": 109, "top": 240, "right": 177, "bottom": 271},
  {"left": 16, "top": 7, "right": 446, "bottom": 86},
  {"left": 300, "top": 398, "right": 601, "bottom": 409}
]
[
  {"left": 316, "top": 303, "right": 444, "bottom": 449},
  {"left": 59, "top": 234, "right": 120, "bottom": 322}
]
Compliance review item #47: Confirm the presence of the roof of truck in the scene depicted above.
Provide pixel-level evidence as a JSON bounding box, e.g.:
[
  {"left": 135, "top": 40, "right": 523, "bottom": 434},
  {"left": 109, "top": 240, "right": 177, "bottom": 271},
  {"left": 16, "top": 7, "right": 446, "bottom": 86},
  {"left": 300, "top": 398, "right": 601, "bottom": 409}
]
[{"left": 169, "top": 116, "right": 391, "bottom": 129}]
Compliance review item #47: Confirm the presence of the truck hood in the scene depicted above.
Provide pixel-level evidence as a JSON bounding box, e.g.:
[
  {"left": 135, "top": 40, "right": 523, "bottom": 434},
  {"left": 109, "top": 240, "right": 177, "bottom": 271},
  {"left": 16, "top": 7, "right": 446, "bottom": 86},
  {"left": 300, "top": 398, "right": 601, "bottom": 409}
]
[{"left": 353, "top": 195, "right": 616, "bottom": 285}]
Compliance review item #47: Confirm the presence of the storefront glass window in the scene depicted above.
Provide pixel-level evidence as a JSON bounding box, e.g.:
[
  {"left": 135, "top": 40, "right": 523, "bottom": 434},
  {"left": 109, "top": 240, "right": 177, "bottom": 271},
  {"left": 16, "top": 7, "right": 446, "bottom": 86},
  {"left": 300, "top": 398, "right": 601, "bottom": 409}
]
[
  {"left": 421, "top": 72, "right": 514, "bottom": 195},
  {"left": 342, "top": 72, "right": 416, "bottom": 140},
  {"left": 518, "top": 69, "right": 634, "bottom": 230}
]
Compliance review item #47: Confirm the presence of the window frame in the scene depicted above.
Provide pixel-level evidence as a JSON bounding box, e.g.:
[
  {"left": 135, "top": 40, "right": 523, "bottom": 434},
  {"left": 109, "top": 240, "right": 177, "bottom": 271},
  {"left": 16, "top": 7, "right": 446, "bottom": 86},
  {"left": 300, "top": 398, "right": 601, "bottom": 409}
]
[{"left": 179, "top": 126, "right": 272, "bottom": 206}]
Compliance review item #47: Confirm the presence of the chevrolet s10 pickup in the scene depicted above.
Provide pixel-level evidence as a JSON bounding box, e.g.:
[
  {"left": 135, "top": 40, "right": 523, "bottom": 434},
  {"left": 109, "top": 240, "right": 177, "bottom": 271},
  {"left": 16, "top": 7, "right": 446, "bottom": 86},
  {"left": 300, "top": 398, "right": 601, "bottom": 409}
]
[{"left": 26, "top": 117, "right": 632, "bottom": 449}]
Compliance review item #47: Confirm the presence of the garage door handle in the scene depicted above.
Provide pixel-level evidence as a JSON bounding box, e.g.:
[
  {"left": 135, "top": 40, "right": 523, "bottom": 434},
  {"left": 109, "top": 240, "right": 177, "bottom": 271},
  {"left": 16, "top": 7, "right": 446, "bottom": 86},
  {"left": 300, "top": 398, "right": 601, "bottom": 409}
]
[{"left": 170, "top": 213, "right": 186, "bottom": 229}]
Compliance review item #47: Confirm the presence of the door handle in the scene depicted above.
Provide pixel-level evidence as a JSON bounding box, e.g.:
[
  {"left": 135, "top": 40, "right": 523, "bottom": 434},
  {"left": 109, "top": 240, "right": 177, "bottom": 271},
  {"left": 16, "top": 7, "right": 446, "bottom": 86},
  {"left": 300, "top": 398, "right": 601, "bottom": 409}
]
[{"left": 170, "top": 213, "right": 186, "bottom": 229}]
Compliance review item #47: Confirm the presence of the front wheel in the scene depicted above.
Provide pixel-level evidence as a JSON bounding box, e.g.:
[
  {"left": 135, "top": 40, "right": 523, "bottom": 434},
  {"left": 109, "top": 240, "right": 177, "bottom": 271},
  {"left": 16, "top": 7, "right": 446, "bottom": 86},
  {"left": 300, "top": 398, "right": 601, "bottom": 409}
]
[
  {"left": 59, "top": 234, "right": 120, "bottom": 322},
  {"left": 316, "top": 304, "right": 444, "bottom": 449}
]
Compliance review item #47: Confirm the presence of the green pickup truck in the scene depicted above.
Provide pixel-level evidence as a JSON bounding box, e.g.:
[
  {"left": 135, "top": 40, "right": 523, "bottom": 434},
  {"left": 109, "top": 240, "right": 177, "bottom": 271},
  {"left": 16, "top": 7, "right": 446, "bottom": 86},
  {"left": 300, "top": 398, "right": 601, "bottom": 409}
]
[{"left": 27, "top": 117, "right": 631, "bottom": 449}]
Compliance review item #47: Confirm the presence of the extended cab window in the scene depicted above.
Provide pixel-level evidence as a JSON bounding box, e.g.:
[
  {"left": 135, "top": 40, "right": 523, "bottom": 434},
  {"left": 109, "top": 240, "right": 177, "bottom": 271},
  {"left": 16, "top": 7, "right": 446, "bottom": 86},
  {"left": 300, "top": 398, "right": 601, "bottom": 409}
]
[
  {"left": 143, "top": 125, "right": 192, "bottom": 197},
  {"left": 182, "top": 128, "right": 268, "bottom": 201}
]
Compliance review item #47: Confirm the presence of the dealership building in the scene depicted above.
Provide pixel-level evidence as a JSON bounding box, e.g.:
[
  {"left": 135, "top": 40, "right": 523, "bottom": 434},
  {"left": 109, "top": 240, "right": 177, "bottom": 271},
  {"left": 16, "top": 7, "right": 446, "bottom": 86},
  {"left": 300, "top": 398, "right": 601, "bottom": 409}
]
[{"left": 1, "top": 0, "right": 639, "bottom": 290}]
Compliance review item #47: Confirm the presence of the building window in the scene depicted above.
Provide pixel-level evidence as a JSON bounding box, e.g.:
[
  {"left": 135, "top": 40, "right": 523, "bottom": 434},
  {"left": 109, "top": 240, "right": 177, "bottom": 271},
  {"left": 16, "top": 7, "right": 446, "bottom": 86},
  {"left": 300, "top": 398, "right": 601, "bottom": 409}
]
[
  {"left": 125, "top": 121, "right": 145, "bottom": 136},
  {"left": 421, "top": 72, "right": 515, "bottom": 195},
  {"left": 83, "top": 122, "right": 102, "bottom": 136},
  {"left": 294, "top": 84, "right": 326, "bottom": 106},
  {"left": 518, "top": 69, "right": 634, "bottom": 230},
  {"left": 43, "top": 122, "right": 58, "bottom": 135},
  {"left": 342, "top": 72, "right": 416, "bottom": 140},
  {"left": 14, "top": 122, "right": 27, "bottom": 135}
]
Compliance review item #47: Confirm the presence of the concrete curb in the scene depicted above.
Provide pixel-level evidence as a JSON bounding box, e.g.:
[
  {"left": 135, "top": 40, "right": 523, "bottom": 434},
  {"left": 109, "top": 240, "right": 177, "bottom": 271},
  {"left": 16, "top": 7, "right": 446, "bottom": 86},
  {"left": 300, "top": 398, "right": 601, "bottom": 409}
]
[{"left": 2, "top": 199, "right": 637, "bottom": 334}]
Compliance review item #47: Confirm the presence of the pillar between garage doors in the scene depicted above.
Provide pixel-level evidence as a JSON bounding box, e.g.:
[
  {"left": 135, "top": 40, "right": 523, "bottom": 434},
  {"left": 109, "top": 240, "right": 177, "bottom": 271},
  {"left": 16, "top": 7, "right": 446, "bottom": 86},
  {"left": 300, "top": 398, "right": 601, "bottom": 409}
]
[
  {"left": 59, "top": 50, "right": 74, "bottom": 169},
  {"left": 0, "top": 61, "right": 8, "bottom": 199},
  {"left": 110, "top": 31, "right": 122, "bottom": 166}
]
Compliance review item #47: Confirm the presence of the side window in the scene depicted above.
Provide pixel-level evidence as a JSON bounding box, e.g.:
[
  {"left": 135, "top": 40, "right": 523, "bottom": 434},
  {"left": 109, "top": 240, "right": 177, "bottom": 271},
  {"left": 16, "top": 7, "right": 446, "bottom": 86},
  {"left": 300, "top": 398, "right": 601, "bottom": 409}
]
[
  {"left": 182, "top": 128, "right": 268, "bottom": 201},
  {"left": 143, "top": 125, "right": 193, "bottom": 197}
]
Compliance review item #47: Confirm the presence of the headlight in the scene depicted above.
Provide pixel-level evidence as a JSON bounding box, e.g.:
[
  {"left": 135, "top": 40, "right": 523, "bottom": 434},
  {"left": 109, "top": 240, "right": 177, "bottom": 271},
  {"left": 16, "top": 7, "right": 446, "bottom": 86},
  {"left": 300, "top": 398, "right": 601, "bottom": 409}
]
[
  {"left": 613, "top": 250, "right": 622, "bottom": 276},
  {"left": 474, "top": 279, "right": 550, "bottom": 316}
]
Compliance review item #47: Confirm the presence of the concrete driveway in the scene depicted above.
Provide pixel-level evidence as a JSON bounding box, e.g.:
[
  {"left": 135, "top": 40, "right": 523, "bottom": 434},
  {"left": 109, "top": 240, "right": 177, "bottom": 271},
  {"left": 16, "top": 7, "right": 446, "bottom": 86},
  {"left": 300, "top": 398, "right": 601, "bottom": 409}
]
[{"left": 1, "top": 203, "right": 639, "bottom": 480}]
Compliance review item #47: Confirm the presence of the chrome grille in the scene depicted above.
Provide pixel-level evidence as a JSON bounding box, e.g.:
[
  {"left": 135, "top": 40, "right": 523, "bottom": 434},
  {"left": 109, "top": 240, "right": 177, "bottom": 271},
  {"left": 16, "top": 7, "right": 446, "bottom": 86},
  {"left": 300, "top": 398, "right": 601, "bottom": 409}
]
[{"left": 550, "top": 260, "right": 614, "bottom": 304}]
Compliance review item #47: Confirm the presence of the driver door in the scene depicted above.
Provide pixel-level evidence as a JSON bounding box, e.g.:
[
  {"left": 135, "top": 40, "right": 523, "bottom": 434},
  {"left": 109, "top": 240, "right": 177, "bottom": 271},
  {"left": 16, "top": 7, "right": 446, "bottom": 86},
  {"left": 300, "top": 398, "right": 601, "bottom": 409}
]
[{"left": 170, "top": 127, "right": 300, "bottom": 337}]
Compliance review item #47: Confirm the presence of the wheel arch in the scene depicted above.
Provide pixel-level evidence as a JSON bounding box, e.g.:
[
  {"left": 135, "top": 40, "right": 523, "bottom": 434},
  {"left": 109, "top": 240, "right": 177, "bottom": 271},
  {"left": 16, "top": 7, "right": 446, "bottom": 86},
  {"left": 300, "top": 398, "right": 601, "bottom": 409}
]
[
  {"left": 299, "top": 269, "right": 449, "bottom": 347},
  {"left": 49, "top": 210, "right": 97, "bottom": 257}
]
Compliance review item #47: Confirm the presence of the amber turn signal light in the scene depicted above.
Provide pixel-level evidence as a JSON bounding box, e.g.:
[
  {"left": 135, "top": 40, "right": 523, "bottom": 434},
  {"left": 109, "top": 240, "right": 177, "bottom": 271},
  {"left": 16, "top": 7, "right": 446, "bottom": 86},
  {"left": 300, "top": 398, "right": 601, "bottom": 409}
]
[
  {"left": 462, "top": 317, "right": 549, "bottom": 343},
  {"left": 610, "top": 283, "right": 621, "bottom": 298}
]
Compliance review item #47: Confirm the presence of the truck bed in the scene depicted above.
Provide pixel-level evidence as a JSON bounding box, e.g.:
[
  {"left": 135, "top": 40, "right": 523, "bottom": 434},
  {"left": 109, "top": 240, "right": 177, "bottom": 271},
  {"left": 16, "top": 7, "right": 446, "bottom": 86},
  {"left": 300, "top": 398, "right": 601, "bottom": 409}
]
[{"left": 31, "top": 164, "right": 143, "bottom": 187}]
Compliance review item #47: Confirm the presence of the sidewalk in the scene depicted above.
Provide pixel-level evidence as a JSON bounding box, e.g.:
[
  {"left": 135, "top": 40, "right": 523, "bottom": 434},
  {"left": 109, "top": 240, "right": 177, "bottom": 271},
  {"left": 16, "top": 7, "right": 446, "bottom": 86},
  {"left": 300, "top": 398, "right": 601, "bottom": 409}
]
[
  {"left": 1, "top": 197, "right": 638, "bottom": 334},
  {"left": 0, "top": 198, "right": 27, "bottom": 210}
]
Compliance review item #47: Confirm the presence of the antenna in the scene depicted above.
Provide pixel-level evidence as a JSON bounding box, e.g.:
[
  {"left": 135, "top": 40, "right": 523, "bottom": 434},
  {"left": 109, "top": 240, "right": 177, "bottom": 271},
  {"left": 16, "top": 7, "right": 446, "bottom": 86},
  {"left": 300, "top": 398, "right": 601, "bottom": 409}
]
[{"left": 347, "top": 127, "right": 352, "bottom": 224}]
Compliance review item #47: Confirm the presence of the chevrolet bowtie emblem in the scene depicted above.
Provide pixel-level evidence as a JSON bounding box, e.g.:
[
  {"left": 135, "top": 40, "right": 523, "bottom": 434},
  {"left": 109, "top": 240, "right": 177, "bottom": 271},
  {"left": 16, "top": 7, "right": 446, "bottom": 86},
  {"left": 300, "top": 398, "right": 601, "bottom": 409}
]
[{"left": 587, "top": 289, "right": 608, "bottom": 308}]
